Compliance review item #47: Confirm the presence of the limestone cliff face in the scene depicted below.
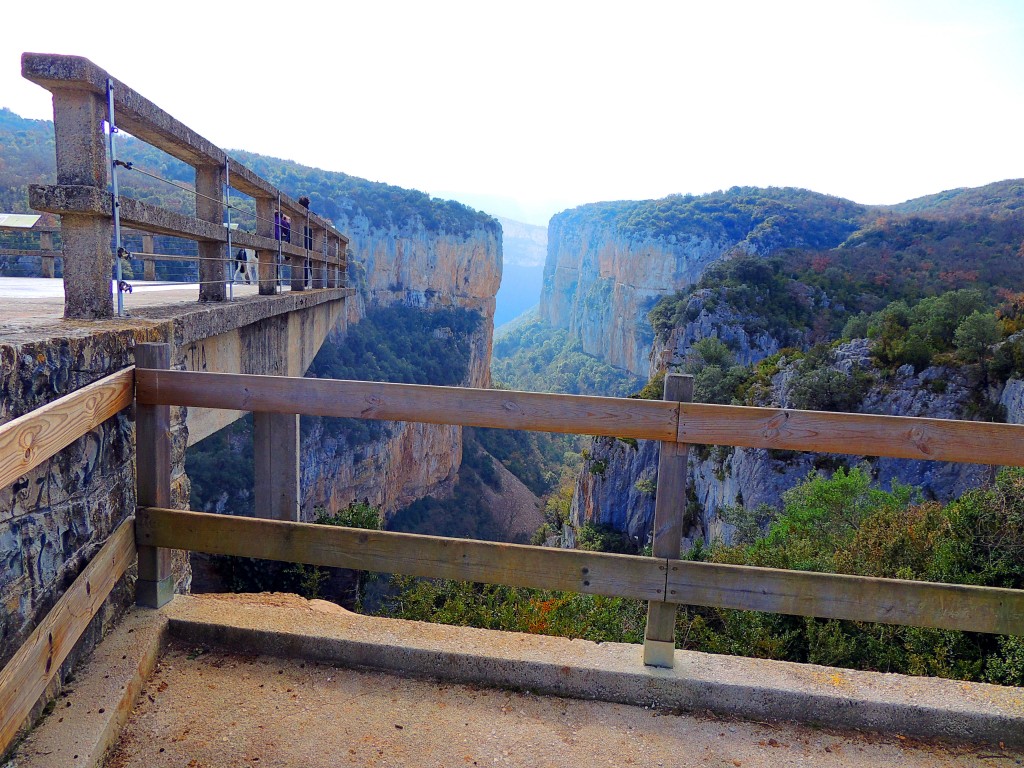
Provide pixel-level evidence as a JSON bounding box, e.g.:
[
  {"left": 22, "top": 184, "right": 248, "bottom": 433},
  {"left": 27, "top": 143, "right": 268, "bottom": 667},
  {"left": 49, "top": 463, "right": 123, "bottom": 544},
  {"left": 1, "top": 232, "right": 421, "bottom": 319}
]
[
  {"left": 300, "top": 218, "right": 501, "bottom": 519},
  {"left": 570, "top": 340, "right": 1001, "bottom": 548},
  {"left": 540, "top": 215, "right": 732, "bottom": 379}
]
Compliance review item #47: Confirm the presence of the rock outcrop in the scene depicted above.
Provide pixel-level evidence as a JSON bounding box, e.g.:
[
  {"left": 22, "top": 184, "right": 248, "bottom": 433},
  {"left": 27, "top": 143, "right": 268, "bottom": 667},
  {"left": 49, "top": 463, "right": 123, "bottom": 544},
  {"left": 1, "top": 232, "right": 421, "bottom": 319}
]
[
  {"left": 299, "top": 219, "right": 502, "bottom": 520},
  {"left": 570, "top": 340, "right": 1003, "bottom": 548},
  {"left": 540, "top": 216, "right": 732, "bottom": 378}
]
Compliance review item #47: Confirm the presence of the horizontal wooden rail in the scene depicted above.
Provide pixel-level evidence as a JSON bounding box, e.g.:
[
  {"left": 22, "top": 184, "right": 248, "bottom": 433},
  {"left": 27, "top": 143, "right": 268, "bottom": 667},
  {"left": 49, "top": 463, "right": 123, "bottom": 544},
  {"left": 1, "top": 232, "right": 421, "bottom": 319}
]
[
  {"left": 135, "top": 370, "right": 681, "bottom": 441},
  {"left": 0, "top": 367, "right": 135, "bottom": 491},
  {"left": 665, "top": 560, "right": 1024, "bottom": 635},
  {"left": 137, "top": 508, "right": 1024, "bottom": 635},
  {"left": 136, "top": 508, "right": 667, "bottom": 601},
  {"left": 135, "top": 368, "right": 1024, "bottom": 465},
  {"left": 0, "top": 516, "right": 137, "bottom": 755},
  {"left": 679, "top": 403, "right": 1024, "bottom": 467}
]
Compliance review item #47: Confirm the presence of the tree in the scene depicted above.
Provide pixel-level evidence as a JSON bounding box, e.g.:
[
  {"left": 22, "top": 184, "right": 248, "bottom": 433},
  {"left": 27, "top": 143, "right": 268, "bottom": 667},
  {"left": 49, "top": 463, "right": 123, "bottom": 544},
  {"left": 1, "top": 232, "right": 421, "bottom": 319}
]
[{"left": 954, "top": 310, "right": 1001, "bottom": 363}]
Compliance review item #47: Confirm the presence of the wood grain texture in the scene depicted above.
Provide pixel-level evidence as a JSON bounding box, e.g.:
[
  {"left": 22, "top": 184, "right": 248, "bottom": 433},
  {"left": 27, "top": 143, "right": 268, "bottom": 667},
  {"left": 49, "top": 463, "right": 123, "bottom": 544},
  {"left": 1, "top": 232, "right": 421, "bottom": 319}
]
[
  {"left": 0, "top": 517, "right": 136, "bottom": 755},
  {"left": 135, "top": 345, "right": 172, "bottom": 607},
  {"left": 135, "top": 508, "right": 668, "bottom": 601},
  {"left": 664, "top": 559, "right": 1024, "bottom": 635},
  {"left": 646, "top": 374, "right": 693, "bottom": 652},
  {"left": 678, "top": 402, "right": 1024, "bottom": 466},
  {"left": 0, "top": 367, "right": 134, "bottom": 492},
  {"left": 135, "top": 369, "right": 680, "bottom": 441}
]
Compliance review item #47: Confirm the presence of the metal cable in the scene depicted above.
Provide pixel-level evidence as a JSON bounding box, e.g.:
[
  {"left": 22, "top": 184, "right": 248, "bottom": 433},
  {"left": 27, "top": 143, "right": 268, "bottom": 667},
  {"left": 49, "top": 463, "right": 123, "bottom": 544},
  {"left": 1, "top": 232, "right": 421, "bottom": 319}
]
[{"left": 114, "top": 159, "right": 336, "bottom": 232}]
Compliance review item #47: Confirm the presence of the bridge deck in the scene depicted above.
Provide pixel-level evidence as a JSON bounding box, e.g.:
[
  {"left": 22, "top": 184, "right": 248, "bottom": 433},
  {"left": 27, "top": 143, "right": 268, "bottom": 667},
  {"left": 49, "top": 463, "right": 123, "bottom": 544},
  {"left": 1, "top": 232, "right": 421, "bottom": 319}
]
[
  {"left": 0, "top": 277, "right": 313, "bottom": 341},
  {"left": 10, "top": 593, "right": 1023, "bottom": 767}
]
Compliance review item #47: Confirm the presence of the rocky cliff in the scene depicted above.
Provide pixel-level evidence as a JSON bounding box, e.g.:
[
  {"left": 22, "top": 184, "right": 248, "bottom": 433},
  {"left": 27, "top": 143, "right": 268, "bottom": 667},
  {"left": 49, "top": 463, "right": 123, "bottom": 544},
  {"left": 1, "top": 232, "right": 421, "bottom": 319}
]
[
  {"left": 299, "top": 218, "right": 502, "bottom": 520},
  {"left": 571, "top": 339, "right": 1011, "bottom": 549},
  {"left": 539, "top": 189, "right": 866, "bottom": 379}
]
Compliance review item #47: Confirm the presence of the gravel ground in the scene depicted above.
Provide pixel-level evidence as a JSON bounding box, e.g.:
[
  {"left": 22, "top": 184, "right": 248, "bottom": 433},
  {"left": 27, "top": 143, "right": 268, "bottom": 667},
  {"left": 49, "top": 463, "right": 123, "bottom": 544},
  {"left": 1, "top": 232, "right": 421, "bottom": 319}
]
[{"left": 105, "top": 640, "right": 1023, "bottom": 768}]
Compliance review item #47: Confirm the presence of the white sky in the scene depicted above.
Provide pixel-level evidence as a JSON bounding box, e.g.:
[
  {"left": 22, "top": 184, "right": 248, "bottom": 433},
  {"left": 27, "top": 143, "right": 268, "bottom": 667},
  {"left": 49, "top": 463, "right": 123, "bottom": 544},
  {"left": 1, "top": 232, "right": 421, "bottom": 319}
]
[{"left": 2, "top": 0, "right": 1023, "bottom": 226}]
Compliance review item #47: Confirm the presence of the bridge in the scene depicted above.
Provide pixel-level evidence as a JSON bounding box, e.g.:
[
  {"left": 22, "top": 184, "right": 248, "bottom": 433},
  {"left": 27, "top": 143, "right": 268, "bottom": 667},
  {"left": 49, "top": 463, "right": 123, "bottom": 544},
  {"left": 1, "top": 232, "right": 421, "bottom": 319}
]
[{"left": 1, "top": 55, "right": 1024, "bottom": 767}]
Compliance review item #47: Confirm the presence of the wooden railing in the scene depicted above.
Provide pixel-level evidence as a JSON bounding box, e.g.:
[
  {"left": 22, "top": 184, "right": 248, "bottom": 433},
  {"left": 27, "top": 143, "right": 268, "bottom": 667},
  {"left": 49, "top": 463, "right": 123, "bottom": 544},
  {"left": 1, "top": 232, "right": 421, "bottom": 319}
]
[
  {"left": 0, "top": 367, "right": 137, "bottom": 754},
  {"left": 132, "top": 364, "right": 1024, "bottom": 642},
  {"left": 3, "top": 349, "right": 1024, "bottom": 754}
]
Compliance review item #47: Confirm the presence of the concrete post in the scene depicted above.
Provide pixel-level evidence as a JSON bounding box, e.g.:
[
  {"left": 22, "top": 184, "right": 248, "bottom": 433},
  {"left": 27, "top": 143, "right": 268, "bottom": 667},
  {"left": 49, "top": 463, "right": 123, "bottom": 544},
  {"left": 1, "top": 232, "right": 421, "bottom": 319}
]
[
  {"left": 136, "top": 343, "right": 174, "bottom": 608},
  {"left": 290, "top": 208, "right": 306, "bottom": 293},
  {"left": 51, "top": 88, "right": 113, "bottom": 318},
  {"left": 312, "top": 227, "right": 326, "bottom": 288},
  {"left": 253, "top": 411, "right": 300, "bottom": 521},
  {"left": 643, "top": 373, "right": 693, "bottom": 668},
  {"left": 39, "top": 231, "right": 54, "bottom": 278},
  {"left": 255, "top": 197, "right": 277, "bottom": 295},
  {"left": 195, "top": 165, "right": 225, "bottom": 301},
  {"left": 142, "top": 234, "right": 155, "bottom": 281}
]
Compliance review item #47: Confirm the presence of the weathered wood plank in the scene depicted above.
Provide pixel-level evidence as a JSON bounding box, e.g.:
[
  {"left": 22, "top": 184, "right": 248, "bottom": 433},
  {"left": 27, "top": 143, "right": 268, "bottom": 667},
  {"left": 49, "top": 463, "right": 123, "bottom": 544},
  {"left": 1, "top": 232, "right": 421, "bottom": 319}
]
[
  {"left": 135, "top": 507, "right": 668, "bottom": 601},
  {"left": 664, "top": 559, "right": 1024, "bottom": 635},
  {"left": 135, "top": 345, "right": 173, "bottom": 609},
  {"left": 0, "top": 517, "right": 136, "bottom": 755},
  {"left": 645, "top": 374, "right": 693, "bottom": 666},
  {"left": 135, "top": 370, "right": 680, "bottom": 441},
  {"left": 0, "top": 367, "right": 135, "bottom": 492},
  {"left": 679, "top": 402, "right": 1024, "bottom": 466}
]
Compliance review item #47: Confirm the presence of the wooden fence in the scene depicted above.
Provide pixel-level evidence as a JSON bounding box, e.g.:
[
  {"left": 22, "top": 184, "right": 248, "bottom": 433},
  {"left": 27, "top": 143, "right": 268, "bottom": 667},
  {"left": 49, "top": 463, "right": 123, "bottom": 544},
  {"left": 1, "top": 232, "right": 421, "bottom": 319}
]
[{"left": 2, "top": 351, "right": 1024, "bottom": 754}]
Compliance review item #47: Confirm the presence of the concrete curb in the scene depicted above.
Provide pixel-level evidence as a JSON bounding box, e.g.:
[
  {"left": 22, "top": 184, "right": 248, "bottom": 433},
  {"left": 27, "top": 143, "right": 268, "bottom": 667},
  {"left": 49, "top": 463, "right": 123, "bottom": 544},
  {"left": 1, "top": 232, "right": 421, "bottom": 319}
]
[
  {"left": 11, "top": 609, "right": 168, "bottom": 768},
  {"left": 165, "top": 593, "right": 1024, "bottom": 748}
]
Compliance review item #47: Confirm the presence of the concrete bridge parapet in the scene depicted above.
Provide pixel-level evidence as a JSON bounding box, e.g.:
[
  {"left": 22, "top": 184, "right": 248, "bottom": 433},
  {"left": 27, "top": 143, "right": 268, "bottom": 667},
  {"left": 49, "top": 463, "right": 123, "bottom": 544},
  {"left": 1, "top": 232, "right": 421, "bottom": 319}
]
[{"left": 20, "top": 52, "right": 350, "bottom": 319}]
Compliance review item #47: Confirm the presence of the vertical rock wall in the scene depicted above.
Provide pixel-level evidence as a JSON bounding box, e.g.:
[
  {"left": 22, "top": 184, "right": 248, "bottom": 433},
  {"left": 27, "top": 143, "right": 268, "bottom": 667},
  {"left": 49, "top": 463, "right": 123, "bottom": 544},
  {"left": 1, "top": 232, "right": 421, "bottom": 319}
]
[
  {"left": 299, "top": 219, "right": 502, "bottom": 519},
  {"left": 539, "top": 214, "right": 733, "bottom": 379}
]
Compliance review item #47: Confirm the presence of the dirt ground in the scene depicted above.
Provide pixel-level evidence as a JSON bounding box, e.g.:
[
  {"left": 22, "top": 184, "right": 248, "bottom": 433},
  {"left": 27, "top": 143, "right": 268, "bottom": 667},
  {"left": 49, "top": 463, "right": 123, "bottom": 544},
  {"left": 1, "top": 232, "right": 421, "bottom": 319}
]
[{"left": 105, "top": 640, "right": 1023, "bottom": 768}]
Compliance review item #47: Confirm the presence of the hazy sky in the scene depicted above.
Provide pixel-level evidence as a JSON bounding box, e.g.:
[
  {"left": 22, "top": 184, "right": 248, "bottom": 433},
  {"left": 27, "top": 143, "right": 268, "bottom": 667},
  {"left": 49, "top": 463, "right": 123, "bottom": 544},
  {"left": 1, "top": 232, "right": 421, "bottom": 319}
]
[{"left": 2, "top": 0, "right": 1022, "bottom": 225}]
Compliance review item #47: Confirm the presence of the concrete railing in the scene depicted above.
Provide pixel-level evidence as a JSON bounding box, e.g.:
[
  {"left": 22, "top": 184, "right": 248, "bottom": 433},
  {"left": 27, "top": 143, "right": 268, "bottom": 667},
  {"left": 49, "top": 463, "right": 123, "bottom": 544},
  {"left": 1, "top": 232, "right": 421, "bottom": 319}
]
[
  {"left": 20, "top": 53, "right": 350, "bottom": 318},
  {"left": 3, "top": 346, "right": 1024, "bottom": 755}
]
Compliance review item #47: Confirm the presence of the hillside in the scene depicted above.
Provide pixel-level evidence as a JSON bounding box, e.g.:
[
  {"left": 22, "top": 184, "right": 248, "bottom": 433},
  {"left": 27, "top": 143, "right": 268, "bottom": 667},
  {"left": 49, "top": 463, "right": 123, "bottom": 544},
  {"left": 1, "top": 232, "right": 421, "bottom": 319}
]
[{"left": 539, "top": 184, "right": 1024, "bottom": 379}]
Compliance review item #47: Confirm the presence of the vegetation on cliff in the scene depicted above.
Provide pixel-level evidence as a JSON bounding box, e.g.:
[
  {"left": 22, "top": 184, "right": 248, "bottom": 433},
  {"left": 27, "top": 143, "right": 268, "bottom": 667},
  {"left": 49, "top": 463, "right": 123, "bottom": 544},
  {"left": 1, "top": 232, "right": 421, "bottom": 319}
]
[
  {"left": 491, "top": 313, "right": 642, "bottom": 397},
  {"left": 551, "top": 187, "right": 866, "bottom": 250}
]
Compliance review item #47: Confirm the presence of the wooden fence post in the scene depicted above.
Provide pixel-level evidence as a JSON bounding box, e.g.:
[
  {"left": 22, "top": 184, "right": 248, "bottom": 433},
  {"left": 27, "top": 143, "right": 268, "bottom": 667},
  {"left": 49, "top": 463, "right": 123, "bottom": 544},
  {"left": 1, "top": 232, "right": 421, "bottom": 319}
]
[
  {"left": 253, "top": 412, "right": 300, "bottom": 522},
  {"left": 643, "top": 373, "right": 693, "bottom": 667},
  {"left": 135, "top": 343, "right": 174, "bottom": 607}
]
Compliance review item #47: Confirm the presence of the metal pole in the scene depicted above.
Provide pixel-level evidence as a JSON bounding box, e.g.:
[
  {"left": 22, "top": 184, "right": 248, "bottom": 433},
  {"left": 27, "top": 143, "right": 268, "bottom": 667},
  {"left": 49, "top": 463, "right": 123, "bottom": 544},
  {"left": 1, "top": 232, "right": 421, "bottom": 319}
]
[
  {"left": 305, "top": 208, "right": 311, "bottom": 289},
  {"left": 106, "top": 79, "right": 124, "bottom": 316},
  {"left": 225, "top": 160, "right": 233, "bottom": 300}
]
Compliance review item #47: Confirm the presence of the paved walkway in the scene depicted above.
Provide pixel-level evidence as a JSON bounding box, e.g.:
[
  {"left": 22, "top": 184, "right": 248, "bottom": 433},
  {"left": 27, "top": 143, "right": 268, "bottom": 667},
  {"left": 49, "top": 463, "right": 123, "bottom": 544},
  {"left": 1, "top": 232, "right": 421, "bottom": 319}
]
[
  {"left": 0, "top": 277, "right": 262, "bottom": 323},
  {"left": 104, "top": 639, "right": 1021, "bottom": 768}
]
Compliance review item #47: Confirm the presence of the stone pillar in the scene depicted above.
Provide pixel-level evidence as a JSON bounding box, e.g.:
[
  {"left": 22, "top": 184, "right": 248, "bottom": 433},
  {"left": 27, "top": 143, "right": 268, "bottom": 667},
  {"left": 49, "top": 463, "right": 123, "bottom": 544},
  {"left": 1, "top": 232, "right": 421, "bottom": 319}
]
[
  {"left": 195, "top": 164, "right": 225, "bottom": 301},
  {"left": 51, "top": 88, "right": 113, "bottom": 318},
  {"left": 39, "top": 231, "right": 54, "bottom": 278},
  {"left": 312, "top": 227, "right": 326, "bottom": 288},
  {"left": 290, "top": 208, "right": 306, "bottom": 293},
  {"left": 253, "top": 412, "right": 300, "bottom": 521},
  {"left": 256, "top": 197, "right": 277, "bottom": 295},
  {"left": 142, "top": 234, "right": 155, "bottom": 281}
]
